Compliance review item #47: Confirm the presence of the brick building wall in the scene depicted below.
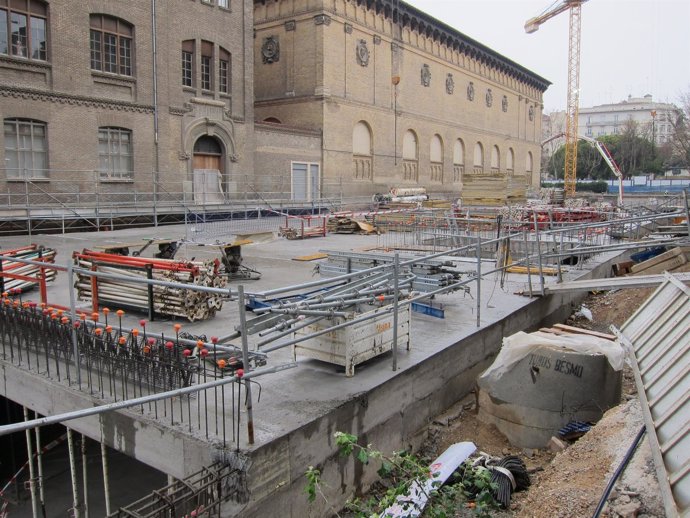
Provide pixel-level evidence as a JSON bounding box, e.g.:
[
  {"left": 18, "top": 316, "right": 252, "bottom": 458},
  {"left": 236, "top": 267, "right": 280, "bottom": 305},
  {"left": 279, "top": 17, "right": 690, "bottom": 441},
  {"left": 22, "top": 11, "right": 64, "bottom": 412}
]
[{"left": 0, "top": 0, "right": 254, "bottom": 204}]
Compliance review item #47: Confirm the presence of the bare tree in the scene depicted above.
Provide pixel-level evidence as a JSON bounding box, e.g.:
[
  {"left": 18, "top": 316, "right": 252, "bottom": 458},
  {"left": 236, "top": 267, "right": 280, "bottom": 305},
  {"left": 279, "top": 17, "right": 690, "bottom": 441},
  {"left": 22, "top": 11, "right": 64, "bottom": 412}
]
[{"left": 668, "top": 88, "right": 690, "bottom": 167}]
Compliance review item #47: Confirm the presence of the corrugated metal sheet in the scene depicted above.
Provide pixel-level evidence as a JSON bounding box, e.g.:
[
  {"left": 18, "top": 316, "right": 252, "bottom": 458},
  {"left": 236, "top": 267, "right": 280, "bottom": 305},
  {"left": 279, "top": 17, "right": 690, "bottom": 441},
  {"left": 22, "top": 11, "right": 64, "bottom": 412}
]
[{"left": 615, "top": 272, "right": 690, "bottom": 518}]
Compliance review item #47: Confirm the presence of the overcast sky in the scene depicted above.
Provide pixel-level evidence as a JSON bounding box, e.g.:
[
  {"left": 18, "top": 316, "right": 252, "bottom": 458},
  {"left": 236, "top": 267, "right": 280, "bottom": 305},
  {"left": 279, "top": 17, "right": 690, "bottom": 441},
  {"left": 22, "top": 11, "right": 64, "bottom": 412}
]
[{"left": 405, "top": 0, "right": 690, "bottom": 113}]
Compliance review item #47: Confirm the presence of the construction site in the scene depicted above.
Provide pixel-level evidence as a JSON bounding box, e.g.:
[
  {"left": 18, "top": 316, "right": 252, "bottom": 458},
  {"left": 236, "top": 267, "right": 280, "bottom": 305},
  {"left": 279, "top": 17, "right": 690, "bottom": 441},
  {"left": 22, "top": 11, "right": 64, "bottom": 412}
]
[
  {"left": 0, "top": 181, "right": 689, "bottom": 517},
  {"left": 1, "top": 0, "right": 689, "bottom": 516}
]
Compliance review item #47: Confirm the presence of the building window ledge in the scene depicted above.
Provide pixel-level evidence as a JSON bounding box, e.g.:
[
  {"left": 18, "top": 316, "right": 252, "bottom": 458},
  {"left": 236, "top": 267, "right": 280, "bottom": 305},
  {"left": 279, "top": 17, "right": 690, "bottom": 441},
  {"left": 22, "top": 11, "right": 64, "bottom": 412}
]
[{"left": 91, "top": 71, "right": 136, "bottom": 86}]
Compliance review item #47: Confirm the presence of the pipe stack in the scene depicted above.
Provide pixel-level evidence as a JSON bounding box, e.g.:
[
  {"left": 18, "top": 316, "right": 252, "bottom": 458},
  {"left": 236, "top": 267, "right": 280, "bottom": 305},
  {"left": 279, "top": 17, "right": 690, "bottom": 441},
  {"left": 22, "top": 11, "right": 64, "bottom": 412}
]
[
  {"left": 73, "top": 250, "right": 226, "bottom": 322},
  {"left": 0, "top": 244, "right": 57, "bottom": 292}
]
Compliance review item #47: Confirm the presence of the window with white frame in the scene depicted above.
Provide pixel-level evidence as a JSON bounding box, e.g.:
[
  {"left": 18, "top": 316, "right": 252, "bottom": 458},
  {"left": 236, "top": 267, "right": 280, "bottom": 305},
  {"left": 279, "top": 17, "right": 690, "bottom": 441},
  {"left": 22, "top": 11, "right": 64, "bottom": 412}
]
[
  {"left": 98, "top": 127, "right": 133, "bottom": 180},
  {"left": 3, "top": 118, "right": 47, "bottom": 179}
]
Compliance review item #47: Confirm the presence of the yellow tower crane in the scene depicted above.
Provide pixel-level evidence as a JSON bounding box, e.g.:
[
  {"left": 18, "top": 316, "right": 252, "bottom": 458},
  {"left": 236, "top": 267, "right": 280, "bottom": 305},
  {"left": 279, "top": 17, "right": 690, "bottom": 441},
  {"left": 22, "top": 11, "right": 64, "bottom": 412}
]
[{"left": 526, "top": 0, "right": 589, "bottom": 198}]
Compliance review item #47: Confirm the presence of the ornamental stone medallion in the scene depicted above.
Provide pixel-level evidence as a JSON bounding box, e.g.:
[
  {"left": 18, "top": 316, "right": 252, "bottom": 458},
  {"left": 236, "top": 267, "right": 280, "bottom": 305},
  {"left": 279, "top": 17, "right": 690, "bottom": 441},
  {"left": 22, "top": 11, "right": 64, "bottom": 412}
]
[
  {"left": 446, "top": 73, "right": 454, "bottom": 94},
  {"left": 356, "top": 39, "right": 370, "bottom": 67},
  {"left": 261, "top": 36, "right": 279, "bottom": 64},
  {"left": 467, "top": 81, "right": 475, "bottom": 101},
  {"left": 421, "top": 64, "right": 431, "bottom": 87},
  {"left": 485, "top": 88, "right": 493, "bottom": 107}
]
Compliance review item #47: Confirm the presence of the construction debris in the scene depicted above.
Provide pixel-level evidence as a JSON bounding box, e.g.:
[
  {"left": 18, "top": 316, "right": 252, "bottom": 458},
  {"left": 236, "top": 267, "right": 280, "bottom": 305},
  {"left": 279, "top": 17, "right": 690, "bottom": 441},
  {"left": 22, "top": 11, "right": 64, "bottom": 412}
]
[
  {"left": 326, "top": 217, "right": 377, "bottom": 234},
  {"left": 628, "top": 246, "right": 690, "bottom": 275},
  {"left": 73, "top": 250, "right": 226, "bottom": 321}
]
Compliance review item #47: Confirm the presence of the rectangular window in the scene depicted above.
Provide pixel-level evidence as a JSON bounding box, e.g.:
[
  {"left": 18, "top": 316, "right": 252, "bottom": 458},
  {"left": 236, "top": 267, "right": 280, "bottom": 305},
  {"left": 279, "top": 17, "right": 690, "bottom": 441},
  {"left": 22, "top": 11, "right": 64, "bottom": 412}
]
[
  {"left": 201, "top": 55, "right": 211, "bottom": 90},
  {"left": 103, "top": 32, "right": 117, "bottom": 73},
  {"left": 89, "top": 29, "right": 102, "bottom": 69},
  {"left": 218, "top": 0, "right": 229, "bottom": 8},
  {"left": 119, "top": 36, "right": 131, "bottom": 75},
  {"left": 182, "top": 50, "right": 193, "bottom": 87},
  {"left": 0, "top": 9, "right": 8, "bottom": 55},
  {"left": 219, "top": 59, "right": 228, "bottom": 93},
  {"left": 10, "top": 11, "right": 27, "bottom": 57},
  {"left": 30, "top": 15, "right": 45, "bottom": 60},
  {"left": 3, "top": 119, "right": 48, "bottom": 180},
  {"left": 98, "top": 128, "right": 133, "bottom": 180}
]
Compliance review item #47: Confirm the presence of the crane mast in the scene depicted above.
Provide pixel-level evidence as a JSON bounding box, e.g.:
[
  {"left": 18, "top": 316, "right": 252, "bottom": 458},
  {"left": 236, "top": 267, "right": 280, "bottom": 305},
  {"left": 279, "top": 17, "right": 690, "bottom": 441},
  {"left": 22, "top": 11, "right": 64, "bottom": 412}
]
[{"left": 526, "top": 0, "right": 588, "bottom": 198}]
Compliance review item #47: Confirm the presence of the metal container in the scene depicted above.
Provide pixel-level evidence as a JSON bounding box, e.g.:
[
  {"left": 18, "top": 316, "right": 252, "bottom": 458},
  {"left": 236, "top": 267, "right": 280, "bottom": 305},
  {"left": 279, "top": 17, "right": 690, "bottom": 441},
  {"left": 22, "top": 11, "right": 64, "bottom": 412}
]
[{"left": 293, "top": 304, "right": 411, "bottom": 377}]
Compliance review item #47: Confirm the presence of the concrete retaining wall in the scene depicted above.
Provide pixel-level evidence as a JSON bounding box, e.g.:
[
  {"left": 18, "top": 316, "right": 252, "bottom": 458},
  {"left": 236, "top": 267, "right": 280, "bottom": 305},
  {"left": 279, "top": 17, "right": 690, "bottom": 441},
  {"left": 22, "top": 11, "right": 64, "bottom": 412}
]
[{"left": 235, "top": 256, "right": 617, "bottom": 517}]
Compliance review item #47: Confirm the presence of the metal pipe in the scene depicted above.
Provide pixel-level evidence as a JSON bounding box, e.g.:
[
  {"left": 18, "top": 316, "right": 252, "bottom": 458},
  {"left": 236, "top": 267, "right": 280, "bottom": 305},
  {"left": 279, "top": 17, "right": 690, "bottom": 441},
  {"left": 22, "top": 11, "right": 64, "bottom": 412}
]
[
  {"left": 67, "top": 428, "right": 81, "bottom": 518},
  {"left": 237, "top": 286, "right": 254, "bottom": 445},
  {"left": 392, "top": 252, "right": 399, "bottom": 371},
  {"left": 533, "top": 212, "right": 546, "bottom": 296},
  {"left": 683, "top": 189, "right": 690, "bottom": 239},
  {"left": 100, "top": 438, "right": 111, "bottom": 516},
  {"left": 68, "top": 262, "right": 82, "bottom": 388},
  {"left": 82, "top": 434, "right": 89, "bottom": 518},
  {"left": 34, "top": 426, "right": 46, "bottom": 518},
  {"left": 0, "top": 363, "right": 297, "bottom": 437},
  {"left": 24, "top": 407, "right": 40, "bottom": 518},
  {"left": 476, "top": 236, "right": 481, "bottom": 327},
  {"left": 523, "top": 230, "right": 533, "bottom": 297}
]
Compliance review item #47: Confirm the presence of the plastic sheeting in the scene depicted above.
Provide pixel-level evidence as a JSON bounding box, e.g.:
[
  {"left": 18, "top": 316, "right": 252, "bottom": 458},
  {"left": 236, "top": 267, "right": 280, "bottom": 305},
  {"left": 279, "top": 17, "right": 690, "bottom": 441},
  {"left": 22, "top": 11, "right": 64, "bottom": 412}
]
[{"left": 479, "top": 331, "right": 625, "bottom": 386}]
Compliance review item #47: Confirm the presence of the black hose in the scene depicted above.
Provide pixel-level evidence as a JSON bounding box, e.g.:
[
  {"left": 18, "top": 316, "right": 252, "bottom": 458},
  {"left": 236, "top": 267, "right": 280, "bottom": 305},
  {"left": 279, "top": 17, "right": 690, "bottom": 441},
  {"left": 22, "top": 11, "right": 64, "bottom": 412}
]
[{"left": 591, "top": 425, "right": 646, "bottom": 518}]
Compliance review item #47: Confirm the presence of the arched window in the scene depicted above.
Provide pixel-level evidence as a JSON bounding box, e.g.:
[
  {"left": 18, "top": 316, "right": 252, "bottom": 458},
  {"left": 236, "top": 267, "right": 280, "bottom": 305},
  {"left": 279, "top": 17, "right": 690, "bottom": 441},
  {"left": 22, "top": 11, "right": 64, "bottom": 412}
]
[
  {"left": 473, "top": 142, "right": 484, "bottom": 168},
  {"left": 453, "top": 139, "right": 465, "bottom": 165},
  {"left": 194, "top": 135, "right": 223, "bottom": 155},
  {"left": 263, "top": 117, "right": 282, "bottom": 124},
  {"left": 98, "top": 127, "right": 133, "bottom": 180},
  {"left": 353, "top": 121, "right": 373, "bottom": 156},
  {"left": 402, "top": 130, "right": 418, "bottom": 160},
  {"left": 90, "top": 14, "right": 134, "bottom": 76},
  {"left": 1, "top": 0, "right": 48, "bottom": 60},
  {"left": 526, "top": 151, "right": 533, "bottom": 173},
  {"left": 507, "top": 148, "right": 515, "bottom": 171},
  {"left": 491, "top": 145, "right": 500, "bottom": 169},
  {"left": 3, "top": 118, "right": 47, "bottom": 179},
  {"left": 430, "top": 135, "right": 443, "bottom": 163}
]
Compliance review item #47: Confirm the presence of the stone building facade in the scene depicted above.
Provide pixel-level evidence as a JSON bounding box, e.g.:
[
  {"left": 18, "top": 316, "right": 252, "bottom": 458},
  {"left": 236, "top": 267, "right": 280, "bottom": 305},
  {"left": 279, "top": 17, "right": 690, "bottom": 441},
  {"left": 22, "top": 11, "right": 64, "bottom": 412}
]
[
  {"left": 0, "top": 0, "right": 254, "bottom": 205},
  {"left": 253, "top": 0, "right": 549, "bottom": 204}
]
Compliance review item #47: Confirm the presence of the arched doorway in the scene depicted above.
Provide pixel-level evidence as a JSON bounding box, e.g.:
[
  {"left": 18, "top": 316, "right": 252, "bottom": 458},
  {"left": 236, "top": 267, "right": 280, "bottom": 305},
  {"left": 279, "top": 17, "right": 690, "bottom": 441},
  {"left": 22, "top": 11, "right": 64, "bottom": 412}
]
[
  {"left": 193, "top": 135, "right": 225, "bottom": 204},
  {"left": 193, "top": 135, "right": 224, "bottom": 173}
]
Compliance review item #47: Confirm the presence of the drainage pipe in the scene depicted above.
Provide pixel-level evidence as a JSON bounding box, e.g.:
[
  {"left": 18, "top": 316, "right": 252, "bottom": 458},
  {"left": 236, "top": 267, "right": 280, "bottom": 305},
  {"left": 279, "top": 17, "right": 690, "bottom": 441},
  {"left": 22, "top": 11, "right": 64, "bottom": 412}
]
[{"left": 591, "top": 426, "right": 646, "bottom": 518}]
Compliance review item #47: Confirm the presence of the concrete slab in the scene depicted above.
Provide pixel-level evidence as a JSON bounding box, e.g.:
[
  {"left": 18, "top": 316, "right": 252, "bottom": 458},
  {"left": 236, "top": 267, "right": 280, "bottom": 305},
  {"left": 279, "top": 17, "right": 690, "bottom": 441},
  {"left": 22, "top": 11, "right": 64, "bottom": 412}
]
[{"left": 0, "top": 223, "right": 624, "bottom": 516}]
